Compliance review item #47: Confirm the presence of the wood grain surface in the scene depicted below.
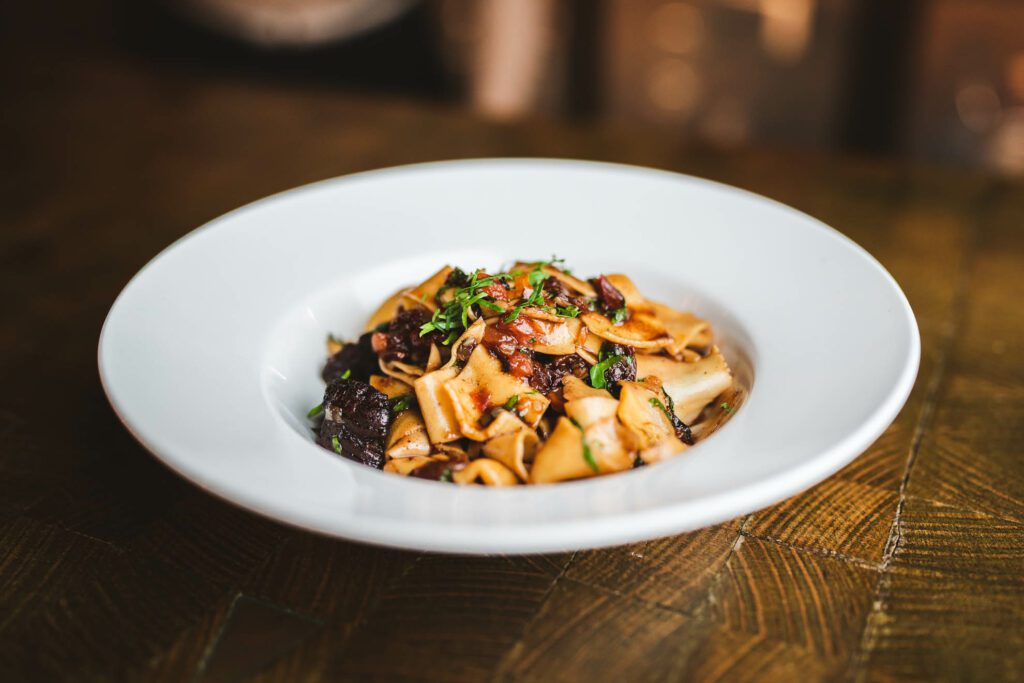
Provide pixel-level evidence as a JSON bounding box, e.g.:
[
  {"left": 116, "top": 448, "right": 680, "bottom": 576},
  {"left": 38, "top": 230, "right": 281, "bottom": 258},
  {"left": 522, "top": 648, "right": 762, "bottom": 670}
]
[{"left": 2, "top": 53, "right": 1023, "bottom": 683}]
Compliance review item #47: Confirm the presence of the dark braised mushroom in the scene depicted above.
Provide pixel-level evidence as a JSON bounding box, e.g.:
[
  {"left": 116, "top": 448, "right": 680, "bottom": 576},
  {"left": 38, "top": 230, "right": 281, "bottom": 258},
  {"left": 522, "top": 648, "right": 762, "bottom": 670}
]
[
  {"left": 321, "top": 331, "right": 378, "bottom": 383},
  {"left": 316, "top": 378, "right": 394, "bottom": 469},
  {"left": 455, "top": 337, "right": 478, "bottom": 364},
  {"left": 370, "top": 307, "right": 444, "bottom": 366},
  {"left": 661, "top": 391, "right": 694, "bottom": 445},
  {"left": 530, "top": 353, "right": 589, "bottom": 395},
  {"left": 589, "top": 274, "right": 626, "bottom": 313},
  {"left": 543, "top": 277, "right": 591, "bottom": 311}
]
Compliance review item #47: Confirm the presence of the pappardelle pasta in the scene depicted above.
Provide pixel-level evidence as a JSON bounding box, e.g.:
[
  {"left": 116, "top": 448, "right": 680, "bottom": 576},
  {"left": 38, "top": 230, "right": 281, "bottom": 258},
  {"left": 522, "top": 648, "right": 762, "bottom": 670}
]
[{"left": 309, "top": 259, "right": 738, "bottom": 485}]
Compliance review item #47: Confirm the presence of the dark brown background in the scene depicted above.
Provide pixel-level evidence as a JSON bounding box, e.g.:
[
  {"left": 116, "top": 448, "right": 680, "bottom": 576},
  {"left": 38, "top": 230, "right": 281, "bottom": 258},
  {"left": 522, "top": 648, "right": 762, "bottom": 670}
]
[{"left": 2, "top": 2, "right": 1023, "bottom": 681}]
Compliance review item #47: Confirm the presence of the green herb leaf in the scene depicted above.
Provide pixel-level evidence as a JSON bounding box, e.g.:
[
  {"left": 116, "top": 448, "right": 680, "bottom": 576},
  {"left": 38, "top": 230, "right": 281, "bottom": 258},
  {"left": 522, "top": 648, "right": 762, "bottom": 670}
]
[
  {"left": 721, "top": 402, "right": 733, "bottom": 414},
  {"left": 589, "top": 354, "right": 626, "bottom": 389},
  {"left": 478, "top": 299, "right": 503, "bottom": 312},
  {"left": 330, "top": 435, "right": 342, "bottom": 454},
  {"left": 503, "top": 394, "right": 520, "bottom": 411},
  {"left": 341, "top": 368, "right": 351, "bottom": 380},
  {"left": 439, "top": 468, "right": 453, "bottom": 482},
  {"left": 582, "top": 441, "right": 597, "bottom": 472},
  {"left": 527, "top": 268, "right": 548, "bottom": 290},
  {"left": 556, "top": 305, "right": 580, "bottom": 318},
  {"left": 649, "top": 396, "right": 674, "bottom": 424},
  {"left": 610, "top": 306, "right": 629, "bottom": 325},
  {"left": 307, "top": 403, "right": 323, "bottom": 418},
  {"left": 570, "top": 417, "right": 599, "bottom": 472},
  {"left": 391, "top": 395, "right": 413, "bottom": 412}
]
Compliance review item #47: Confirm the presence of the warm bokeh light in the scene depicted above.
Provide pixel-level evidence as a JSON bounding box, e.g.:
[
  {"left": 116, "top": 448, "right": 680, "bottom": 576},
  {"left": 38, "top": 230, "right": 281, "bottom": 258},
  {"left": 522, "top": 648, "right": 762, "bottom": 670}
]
[
  {"left": 956, "top": 82, "right": 1002, "bottom": 134},
  {"left": 700, "top": 96, "right": 752, "bottom": 147},
  {"left": 1007, "top": 52, "right": 1024, "bottom": 103},
  {"left": 647, "top": 2, "right": 705, "bottom": 55},
  {"left": 647, "top": 58, "right": 702, "bottom": 114}
]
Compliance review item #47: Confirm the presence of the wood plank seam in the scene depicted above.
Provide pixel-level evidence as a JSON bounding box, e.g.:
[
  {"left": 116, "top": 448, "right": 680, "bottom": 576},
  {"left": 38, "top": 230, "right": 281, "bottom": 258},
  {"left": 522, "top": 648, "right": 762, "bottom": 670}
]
[
  {"left": 13, "top": 512, "right": 126, "bottom": 555},
  {"left": 702, "top": 516, "right": 752, "bottom": 611},
  {"left": 904, "top": 492, "right": 1024, "bottom": 528},
  {"left": 558, "top": 575, "right": 698, "bottom": 618},
  {"left": 490, "top": 551, "right": 579, "bottom": 681},
  {"left": 548, "top": 518, "right": 754, "bottom": 621},
  {"left": 515, "top": 552, "right": 577, "bottom": 580},
  {"left": 235, "top": 594, "right": 328, "bottom": 627},
  {"left": 491, "top": 523, "right": 750, "bottom": 679},
  {"left": 738, "top": 529, "right": 882, "bottom": 572},
  {"left": 191, "top": 589, "right": 242, "bottom": 683},
  {"left": 272, "top": 551, "right": 433, "bottom": 677},
  {"left": 844, "top": 183, "right": 988, "bottom": 683}
]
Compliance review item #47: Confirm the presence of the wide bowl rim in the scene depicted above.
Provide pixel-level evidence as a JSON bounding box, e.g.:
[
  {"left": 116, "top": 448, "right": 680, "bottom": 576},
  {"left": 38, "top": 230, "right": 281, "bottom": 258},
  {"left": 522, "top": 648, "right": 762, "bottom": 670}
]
[{"left": 98, "top": 158, "right": 920, "bottom": 553}]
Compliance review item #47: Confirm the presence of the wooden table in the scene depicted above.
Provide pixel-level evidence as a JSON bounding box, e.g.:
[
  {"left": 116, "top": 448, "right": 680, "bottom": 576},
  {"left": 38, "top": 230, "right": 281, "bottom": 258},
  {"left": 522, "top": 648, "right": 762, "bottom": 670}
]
[{"left": 2, "top": 58, "right": 1022, "bottom": 683}]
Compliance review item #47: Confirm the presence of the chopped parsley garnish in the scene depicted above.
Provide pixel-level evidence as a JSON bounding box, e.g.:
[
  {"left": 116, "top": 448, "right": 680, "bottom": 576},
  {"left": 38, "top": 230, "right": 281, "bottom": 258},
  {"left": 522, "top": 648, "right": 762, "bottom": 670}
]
[
  {"left": 556, "top": 305, "right": 580, "bottom": 318},
  {"left": 721, "top": 402, "right": 733, "bottom": 413},
  {"left": 438, "top": 468, "right": 454, "bottom": 483},
  {"left": 341, "top": 368, "right": 351, "bottom": 380},
  {"left": 419, "top": 258, "right": 573, "bottom": 332},
  {"left": 504, "top": 272, "right": 549, "bottom": 322},
  {"left": 570, "top": 417, "right": 599, "bottom": 472},
  {"left": 330, "top": 435, "right": 342, "bottom": 454},
  {"left": 503, "top": 394, "right": 520, "bottom": 411},
  {"left": 420, "top": 269, "right": 503, "bottom": 343},
  {"left": 391, "top": 395, "right": 413, "bottom": 412},
  {"left": 307, "top": 403, "right": 324, "bottom": 418},
  {"left": 478, "top": 299, "right": 504, "bottom": 312},
  {"left": 503, "top": 257, "right": 566, "bottom": 323},
  {"left": 610, "top": 306, "right": 629, "bottom": 325},
  {"left": 527, "top": 268, "right": 548, "bottom": 289}
]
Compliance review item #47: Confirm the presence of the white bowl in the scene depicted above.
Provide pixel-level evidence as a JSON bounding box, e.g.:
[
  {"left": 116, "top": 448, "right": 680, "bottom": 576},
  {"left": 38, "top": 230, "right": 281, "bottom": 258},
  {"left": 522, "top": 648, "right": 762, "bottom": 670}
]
[{"left": 99, "top": 159, "right": 919, "bottom": 554}]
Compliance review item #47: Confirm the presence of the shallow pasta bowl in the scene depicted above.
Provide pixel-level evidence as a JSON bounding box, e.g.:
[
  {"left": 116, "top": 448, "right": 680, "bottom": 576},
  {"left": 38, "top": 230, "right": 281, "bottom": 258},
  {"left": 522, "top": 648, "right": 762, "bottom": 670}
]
[{"left": 98, "top": 159, "right": 919, "bottom": 554}]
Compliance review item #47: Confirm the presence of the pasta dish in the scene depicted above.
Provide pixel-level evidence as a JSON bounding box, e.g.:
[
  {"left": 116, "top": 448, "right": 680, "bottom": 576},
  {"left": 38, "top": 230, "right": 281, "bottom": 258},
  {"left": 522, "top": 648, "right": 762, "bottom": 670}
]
[{"left": 308, "top": 259, "right": 737, "bottom": 485}]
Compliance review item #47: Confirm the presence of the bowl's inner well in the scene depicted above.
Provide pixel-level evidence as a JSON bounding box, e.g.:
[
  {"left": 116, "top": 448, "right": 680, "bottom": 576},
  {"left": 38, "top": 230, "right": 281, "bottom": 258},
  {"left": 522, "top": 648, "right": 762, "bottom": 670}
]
[{"left": 261, "top": 250, "right": 756, "bottom": 450}]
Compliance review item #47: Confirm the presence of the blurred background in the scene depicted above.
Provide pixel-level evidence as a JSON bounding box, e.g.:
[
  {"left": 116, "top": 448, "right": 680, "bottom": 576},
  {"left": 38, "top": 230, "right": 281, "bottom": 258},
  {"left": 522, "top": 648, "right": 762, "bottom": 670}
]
[{"left": 3, "top": 0, "right": 1024, "bottom": 175}]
